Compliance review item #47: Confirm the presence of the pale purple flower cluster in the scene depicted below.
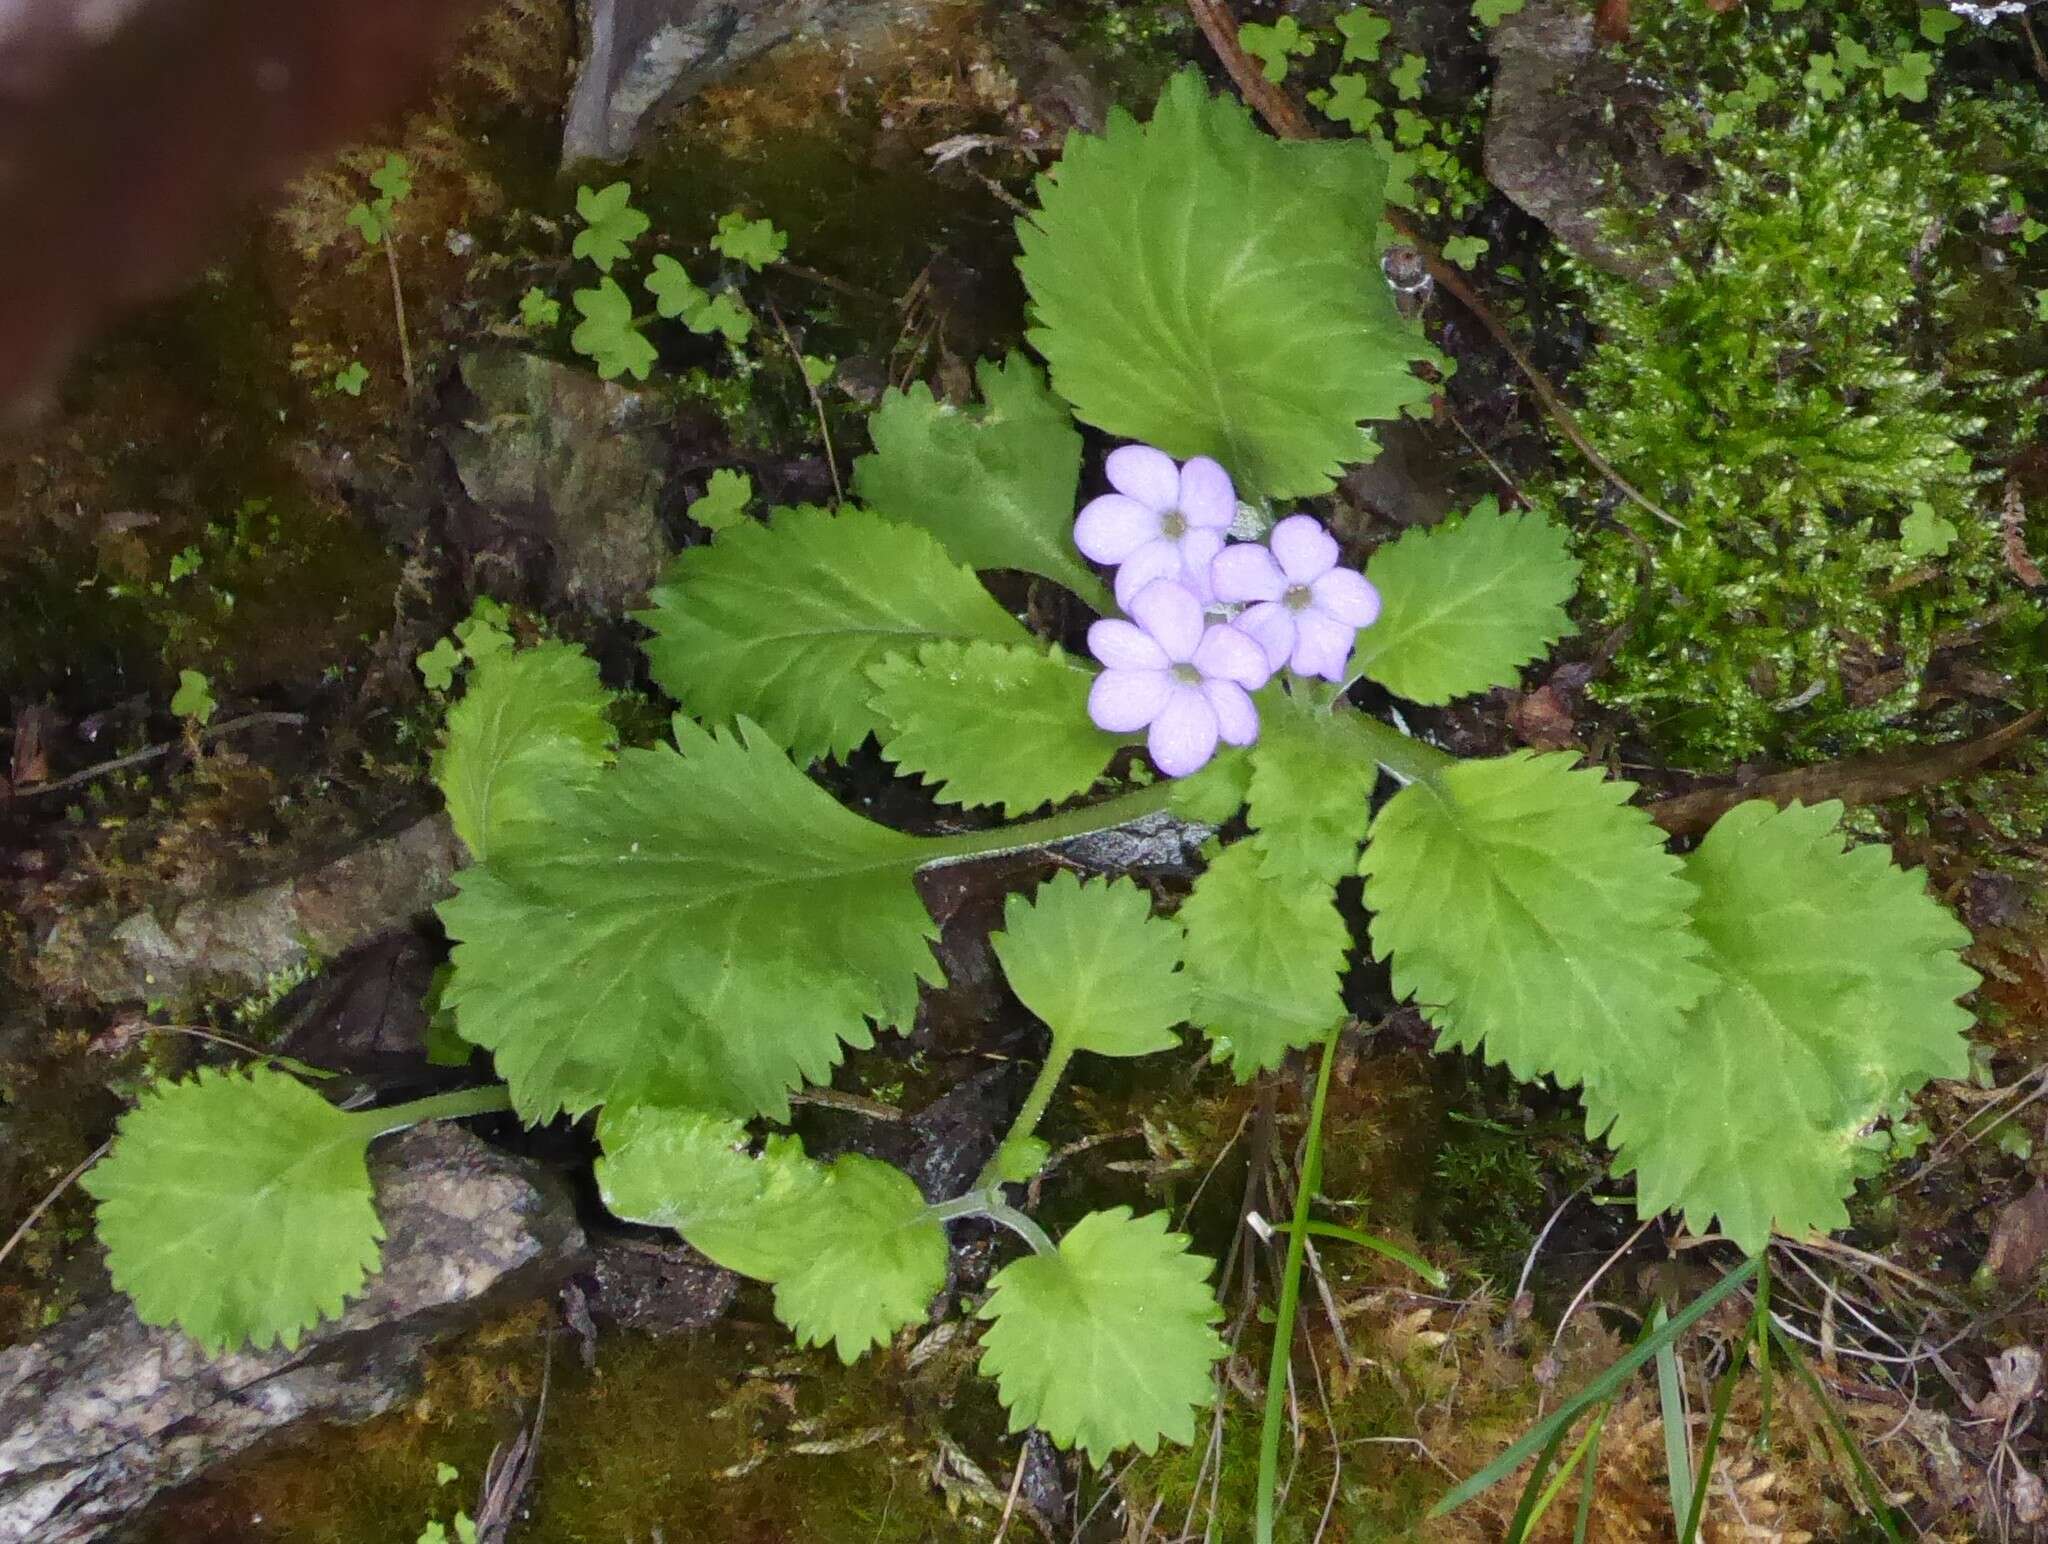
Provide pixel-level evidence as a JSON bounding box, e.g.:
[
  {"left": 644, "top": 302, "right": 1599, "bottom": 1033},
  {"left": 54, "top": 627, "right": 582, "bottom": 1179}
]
[{"left": 1077, "top": 445, "right": 1382, "bottom": 776}]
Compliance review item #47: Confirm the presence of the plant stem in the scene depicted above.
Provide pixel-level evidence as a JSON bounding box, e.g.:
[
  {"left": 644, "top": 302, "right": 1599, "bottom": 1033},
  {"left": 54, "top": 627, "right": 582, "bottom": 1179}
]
[
  {"left": 352, "top": 1082, "right": 514, "bottom": 1139},
  {"left": 383, "top": 239, "right": 415, "bottom": 397},
  {"left": 915, "top": 782, "right": 1181, "bottom": 869},
  {"left": 1256, "top": 1019, "right": 1344, "bottom": 1544},
  {"left": 976, "top": 1041, "right": 1076, "bottom": 1188},
  {"left": 1341, "top": 710, "right": 1458, "bottom": 786},
  {"left": 923, "top": 1187, "right": 1056, "bottom": 1256}
]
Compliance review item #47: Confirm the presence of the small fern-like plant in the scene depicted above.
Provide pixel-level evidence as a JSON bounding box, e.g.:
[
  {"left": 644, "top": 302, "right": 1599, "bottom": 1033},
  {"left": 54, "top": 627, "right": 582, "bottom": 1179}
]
[{"left": 84, "top": 73, "right": 1977, "bottom": 1481}]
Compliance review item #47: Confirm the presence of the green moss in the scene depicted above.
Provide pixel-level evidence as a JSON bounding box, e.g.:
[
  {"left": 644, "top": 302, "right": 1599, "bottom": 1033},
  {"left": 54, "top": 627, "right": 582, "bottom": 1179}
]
[{"left": 1551, "top": 4, "right": 2048, "bottom": 767}]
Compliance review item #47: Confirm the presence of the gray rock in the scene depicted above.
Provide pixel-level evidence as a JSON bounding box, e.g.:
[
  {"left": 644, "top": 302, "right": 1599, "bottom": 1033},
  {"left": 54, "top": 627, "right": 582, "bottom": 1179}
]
[
  {"left": 36, "top": 815, "right": 462, "bottom": 1006},
  {"left": 1482, "top": 0, "right": 1684, "bottom": 278},
  {"left": 588, "top": 1235, "right": 740, "bottom": 1334},
  {"left": 444, "top": 350, "right": 674, "bottom": 614},
  {"left": 561, "top": 0, "right": 939, "bottom": 165},
  {"left": 1056, "top": 810, "right": 1213, "bottom": 877},
  {"left": 0, "top": 1125, "right": 586, "bottom": 1544}
]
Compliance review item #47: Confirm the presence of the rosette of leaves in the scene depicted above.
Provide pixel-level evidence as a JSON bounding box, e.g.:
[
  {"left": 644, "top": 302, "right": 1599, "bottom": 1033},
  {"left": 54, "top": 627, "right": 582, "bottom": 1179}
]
[{"left": 1017, "top": 69, "right": 1437, "bottom": 499}]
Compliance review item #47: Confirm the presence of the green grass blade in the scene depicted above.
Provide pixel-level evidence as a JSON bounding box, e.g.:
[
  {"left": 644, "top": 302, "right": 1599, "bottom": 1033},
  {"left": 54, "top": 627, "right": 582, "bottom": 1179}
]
[
  {"left": 1678, "top": 1331, "right": 1747, "bottom": 1542},
  {"left": 1572, "top": 1408, "right": 1609, "bottom": 1544},
  {"left": 1269, "top": 1218, "right": 1448, "bottom": 1289},
  {"left": 1431, "top": 1255, "right": 1760, "bottom": 1517},
  {"left": 1768, "top": 1324, "right": 1905, "bottom": 1543},
  {"left": 1505, "top": 1415, "right": 1577, "bottom": 1544},
  {"left": 1655, "top": 1305, "right": 1695, "bottom": 1526},
  {"left": 1755, "top": 1253, "right": 1773, "bottom": 1452}
]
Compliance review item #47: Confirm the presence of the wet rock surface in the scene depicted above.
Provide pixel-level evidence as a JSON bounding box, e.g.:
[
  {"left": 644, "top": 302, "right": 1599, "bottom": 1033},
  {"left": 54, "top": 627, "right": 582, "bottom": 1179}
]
[
  {"left": 562, "top": 0, "right": 942, "bottom": 164},
  {"left": 0, "top": 1125, "right": 585, "bottom": 1544},
  {"left": 35, "top": 815, "right": 462, "bottom": 1007},
  {"left": 1482, "top": 0, "right": 1685, "bottom": 277},
  {"left": 443, "top": 350, "right": 676, "bottom": 614},
  {"left": 586, "top": 1236, "right": 741, "bottom": 1335}
]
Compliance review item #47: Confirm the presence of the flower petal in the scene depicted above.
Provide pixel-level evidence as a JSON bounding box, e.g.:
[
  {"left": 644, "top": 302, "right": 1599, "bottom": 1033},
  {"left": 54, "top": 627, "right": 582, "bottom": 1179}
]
[
  {"left": 1289, "top": 611, "right": 1358, "bottom": 682},
  {"left": 1087, "top": 617, "right": 1169, "bottom": 672},
  {"left": 1235, "top": 600, "right": 1295, "bottom": 673},
  {"left": 1088, "top": 668, "right": 1172, "bottom": 733},
  {"left": 1193, "top": 622, "right": 1273, "bottom": 690},
  {"left": 1177, "top": 457, "right": 1236, "bottom": 530},
  {"left": 1113, "top": 539, "right": 1191, "bottom": 610},
  {"left": 1311, "top": 567, "right": 1381, "bottom": 628},
  {"left": 1104, "top": 444, "right": 1180, "bottom": 510},
  {"left": 1126, "top": 577, "right": 1206, "bottom": 662},
  {"left": 1202, "top": 679, "right": 1260, "bottom": 747},
  {"left": 1148, "top": 686, "right": 1220, "bottom": 777},
  {"left": 1210, "top": 541, "right": 1286, "bottom": 604},
  {"left": 1074, "top": 494, "right": 1162, "bottom": 564},
  {"left": 1271, "top": 514, "right": 1340, "bottom": 583},
  {"left": 1175, "top": 527, "right": 1225, "bottom": 605}
]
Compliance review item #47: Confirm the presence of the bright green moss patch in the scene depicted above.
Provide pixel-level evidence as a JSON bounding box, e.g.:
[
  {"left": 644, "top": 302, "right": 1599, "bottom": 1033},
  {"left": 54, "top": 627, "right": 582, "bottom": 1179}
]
[{"left": 1553, "top": 4, "right": 2048, "bottom": 767}]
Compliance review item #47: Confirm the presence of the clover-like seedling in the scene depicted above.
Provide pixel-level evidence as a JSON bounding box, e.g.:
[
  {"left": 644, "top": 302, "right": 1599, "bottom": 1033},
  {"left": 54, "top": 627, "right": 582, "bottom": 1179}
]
[
  {"left": 687, "top": 468, "right": 753, "bottom": 532},
  {"left": 571, "top": 181, "right": 649, "bottom": 272},
  {"left": 517, "top": 287, "right": 561, "bottom": 329},
  {"left": 569, "top": 278, "right": 656, "bottom": 381},
  {"left": 710, "top": 210, "right": 788, "bottom": 271}
]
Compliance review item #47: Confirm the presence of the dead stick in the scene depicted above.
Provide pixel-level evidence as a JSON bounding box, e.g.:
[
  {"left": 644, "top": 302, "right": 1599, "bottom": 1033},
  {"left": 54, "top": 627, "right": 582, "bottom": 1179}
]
[
  {"left": 769, "top": 301, "right": 843, "bottom": 502},
  {"left": 384, "top": 239, "right": 416, "bottom": 397},
  {"left": 12, "top": 711, "right": 308, "bottom": 799},
  {"left": 1184, "top": 0, "right": 1680, "bottom": 531}
]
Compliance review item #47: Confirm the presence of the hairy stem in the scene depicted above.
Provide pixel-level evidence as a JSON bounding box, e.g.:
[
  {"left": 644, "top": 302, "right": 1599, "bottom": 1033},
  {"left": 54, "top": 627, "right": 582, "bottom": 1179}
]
[
  {"left": 384, "top": 239, "right": 415, "bottom": 397},
  {"left": 1257, "top": 1021, "right": 1343, "bottom": 1544},
  {"left": 924, "top": 1187, "right": 1057, "bottom": 1256},
  {"left": 915, "top": 781, "right": 1181, "bottom": 869},
  {"left": 352, "top": 1082, "right": 514, "bottom": 1139},
  {"left": 976, "top": 1041, "right": 1076, "bottom": 1188}
]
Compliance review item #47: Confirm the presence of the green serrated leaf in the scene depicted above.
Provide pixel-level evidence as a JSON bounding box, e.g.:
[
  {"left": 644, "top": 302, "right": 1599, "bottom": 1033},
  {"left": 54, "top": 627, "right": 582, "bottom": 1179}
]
[
  {"left": 711, "top": 210, "right": 789, "bottom": 270},
  {"left": 417, "top": 638, "right": 463, "bottom": 692},
  {"left": 867, "top": 641, "right": 1115, "bottom": 816},
  {"left": 1474, "top": 0, "right": 1525, "bottom": 25},
  {"left": 1354, "top": 497, "right": 1578, "bottom": 703},
  {"left": 645, "top": 254, "right": 708, "bottom": 320},
  {"left": 440, "top": 718, "right": 942, "bottom": 1121},
  {"left": 1597, "top": 801, "right": 1976, "bottom": 1254},
  {"left": 370, "top": 153, "right": 413, "bottom": 203},
  {"left": 596, "top": 1105, "right": 826, "bottom": 1279},
  {"left": 640, "top": 504, "right": 1029, "bottom": 764},
  {"left": 434, "top": 642, "right": 615, "bottom": 862},
  {"left": 1920, "top": 6, "right": 1963, "bottom": 40},
  {"left": 571, "top": 181, "right": 648, "bottom": 272},
  {"left": 333, "top": 361, "right": 369, "bottom": 396},
  {"left": 1360, "top": 752, "right": 1709, "bottom": 1092},
  {"left": 852, "top": 353, "right": 1108, "bottom": 610},
  {"left": 347, "top": 199, "right": 391, "bottom": 246},
  {"left": 689, "top": 468, "right": 754, "bottom": 532},
  {"left": 83, "top": 1067, "right": 382, "bottom": 1354},
  {"left": 1882, "top": 50, "right": 1934, "bottom": 101},
  {"left": 771, "top": 1156, "right": 948, "bottom": 1363},
  {"left": 1180, "top": 839, "right": 1349, "bottom": 1077},
  {"left": 978, "top": 1208, "right": 1225, "bottom": 1465},
  {"left": 992, "top": 871, "right": 1190, "bottom": 1058},
  {"left": 597, "top": 1106, "right": 944, "bottom": 1362},
  {"left": 688, "top": 291, "right": 753, "bottom": 344},
  {"left": 570, "top": 278, "right": 656, "bottom": 381},
  {"left": 171, "top": 669, "right": 217, "bottom": 726},
  {"left": 1245, "top": 695, "right": 1381, "bottom": 883},
  {"left": 1900, "top": 501, "right": 1957, "bottom": 558},
  {"left": 1336, "top": 7, "right": 1392, "bottom": 61},
  {"left": 1018, "top": 70, "right": 1434, "bottom": 500},
  {"left": 1166, "top": 745, "right": 1251, "bottom": 825},
  {"left": 1319, "top": 73, "right": 1382, "bottom": 132}
]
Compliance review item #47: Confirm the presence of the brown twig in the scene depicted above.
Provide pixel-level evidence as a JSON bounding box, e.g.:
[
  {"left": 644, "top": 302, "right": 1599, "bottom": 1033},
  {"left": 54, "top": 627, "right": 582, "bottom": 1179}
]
[
  {"left": 1645, "top": 707, "right": 2045, "bottom": 838},
  {"left": 0, "top": 1139, "right": 111, "bottom": 1273},
  {"left": 384, "top": 239, "right": 416, "bottom": 398},
  {"left": 2022, "top": 10, "right": 2048, "bottom": 83},
  {"left": 1184, "top": 0, "right": 1681, "bottom": 531},
  {"left": 11, "top": 711, "right": 309, "bottom": 799},
  {"left": 768, "top": 301, "right": 843, "bottom": 502}
]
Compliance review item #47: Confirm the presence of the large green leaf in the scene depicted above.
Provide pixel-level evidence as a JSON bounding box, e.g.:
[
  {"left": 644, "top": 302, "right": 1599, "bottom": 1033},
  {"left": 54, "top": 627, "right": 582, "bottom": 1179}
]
[
  {"left": 852, "top": 353, "right": 1110, "bottom": 610},
  {"left": 1180, "top": 839, "right": 1350, "bottom": 1077},
  {"left": 1597, "top": 801, "right": 1976, "bottom": 1254},
  {"left": 439, "top": 717, "right": 942, "bottom": 1122},
  {"left": 991, "top": 870, "right": 1190, "bottom": 1058},
  {"left": 1017, "top": 70, "right": 1434, "bottom": 499},
  {"left": 639, "top": 505, "right": 1029, "bottom": 764},
  {"left": 867, "top": 641, "right": 1118, "bottom": 817},
  {"left": 83, "top": 1067, "right": 382, "bottom": 1355},
  {"left": 434, "top": 643, "right": 614, "bottom": 862},
  {"left": 978, "top": 1207, "right": 1226, "bottom": 1465},
  {"left": 1244, "top": 695, "right": 1382, "bottom": 883},
  {"left": 1359, "top": 752, "right": 1709, "bottom": 1092},
  {"left": 596, "top": 1105, "right": 947, "bottom": 1362},
  {"left": 1353, "top": 499, "right": 1578, "bottom": 704}
]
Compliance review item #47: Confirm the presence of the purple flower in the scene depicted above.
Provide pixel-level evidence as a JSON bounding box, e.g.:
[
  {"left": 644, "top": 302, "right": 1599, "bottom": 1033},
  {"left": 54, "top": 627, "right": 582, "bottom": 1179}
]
[
  {"left": 1087, "top": 578, "right": 1270, "bottom": 777},
  {"left": 1212, "top": 515, "right": 1382, "bottom": 682},
  {"left": 1073, "top": 445, "right": 1237, "bottom": 608}
]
